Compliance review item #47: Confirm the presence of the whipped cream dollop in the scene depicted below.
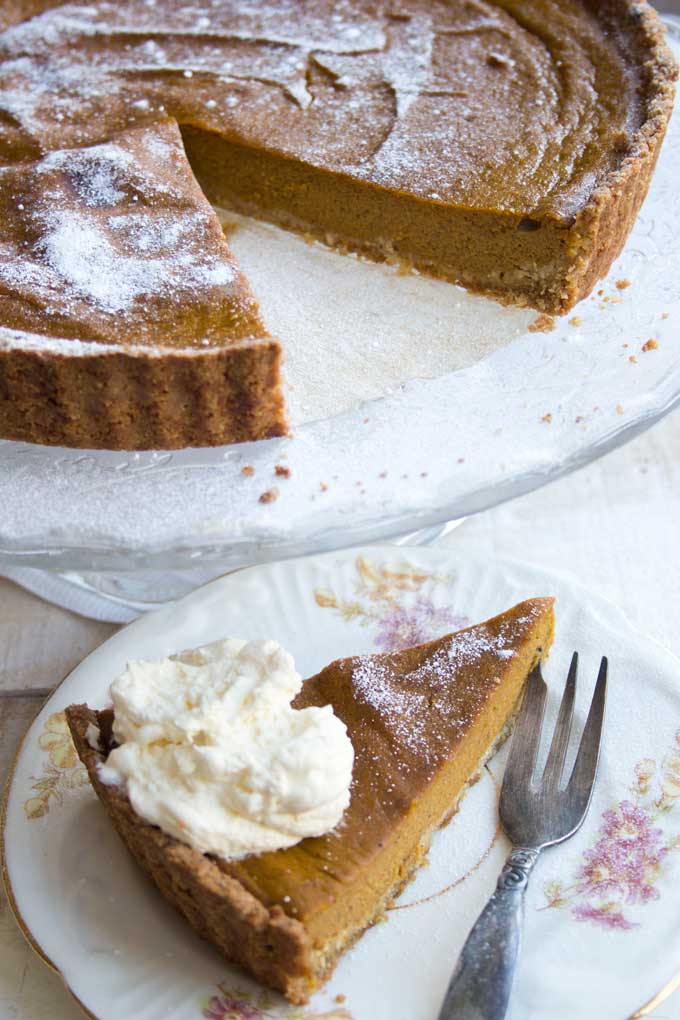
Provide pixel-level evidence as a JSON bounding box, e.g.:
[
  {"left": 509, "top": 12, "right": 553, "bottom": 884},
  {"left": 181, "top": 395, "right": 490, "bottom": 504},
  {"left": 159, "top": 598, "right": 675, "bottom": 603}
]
[{"left": 99, "top": 638, "right": 354, "bottom": 860}]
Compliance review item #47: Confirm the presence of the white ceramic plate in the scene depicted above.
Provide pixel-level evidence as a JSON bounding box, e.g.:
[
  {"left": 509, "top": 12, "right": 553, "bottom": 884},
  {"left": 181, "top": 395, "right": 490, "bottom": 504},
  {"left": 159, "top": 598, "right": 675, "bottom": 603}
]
[
  {"left": 3, "top": 547, "right": 680, "bottom": 1020},
  {"left": 1, "top": 25, "right": 679, "bottom": 573}
]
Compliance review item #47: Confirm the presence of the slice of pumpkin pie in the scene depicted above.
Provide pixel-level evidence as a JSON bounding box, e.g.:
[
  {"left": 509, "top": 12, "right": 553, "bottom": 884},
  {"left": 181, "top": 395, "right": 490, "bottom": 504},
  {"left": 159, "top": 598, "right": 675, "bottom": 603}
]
[
  {"left": 66, "top": 596, "right": 554, "bottom": 1004},
  {"left": 0, "top": 117, "right": 286, "bottom": 449}
]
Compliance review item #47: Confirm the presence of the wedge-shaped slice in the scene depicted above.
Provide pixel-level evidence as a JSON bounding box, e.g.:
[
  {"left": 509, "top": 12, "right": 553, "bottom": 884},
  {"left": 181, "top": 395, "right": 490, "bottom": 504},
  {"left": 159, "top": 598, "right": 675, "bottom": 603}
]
[
  {"left": 66, "top": 596, "right": 554, "bottom": 1004},
  {"left": 0, "top": 118, "right": 286, "bottom": 449}
]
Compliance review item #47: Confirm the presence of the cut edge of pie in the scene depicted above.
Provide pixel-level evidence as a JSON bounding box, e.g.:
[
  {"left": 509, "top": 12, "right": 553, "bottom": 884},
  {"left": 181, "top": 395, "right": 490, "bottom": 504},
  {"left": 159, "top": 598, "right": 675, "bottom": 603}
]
[
  {"left": 179, "top": 0, "right": 678, "bottom": 316},
  {"left": 65, "top": 595, "right": 555, "bottom": 1004}
]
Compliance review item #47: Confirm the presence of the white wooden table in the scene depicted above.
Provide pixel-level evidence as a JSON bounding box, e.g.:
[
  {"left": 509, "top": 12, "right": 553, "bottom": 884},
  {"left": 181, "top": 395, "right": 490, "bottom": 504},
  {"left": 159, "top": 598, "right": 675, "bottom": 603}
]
[{"left": 1, "top": 405, "right": 679, "bottom": 1019}]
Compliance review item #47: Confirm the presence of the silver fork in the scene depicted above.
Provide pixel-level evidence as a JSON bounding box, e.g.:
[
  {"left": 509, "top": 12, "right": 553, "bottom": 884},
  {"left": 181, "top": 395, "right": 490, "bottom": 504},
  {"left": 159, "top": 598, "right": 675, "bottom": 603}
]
[{"left": 437, "top": 653, "right": 608, "bottom": 1020}]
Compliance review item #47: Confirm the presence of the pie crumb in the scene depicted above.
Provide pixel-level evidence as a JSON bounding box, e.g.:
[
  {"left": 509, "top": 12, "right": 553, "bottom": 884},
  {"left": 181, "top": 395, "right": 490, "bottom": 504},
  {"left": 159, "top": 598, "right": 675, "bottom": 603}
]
[
  {"left": 568, "top": 315, "right": 582, "bottom": 327},
  {"left": 528, "top": 313, "right": 556, "bottom": 333},
  {"left": 642, "top": 338, "right": 658, "bottom": 352},
  {"left": 616, "top": 403, "right": 625, "bottom": 415},
  {"left": 335, "top": 995, "right": 346, "bottom": 1005},
  {"left": 628, "top": 355, "right": 637, "bottom": 363},
  {"left": 395, "top": 260, "right": 414, "bottom": 277},
  {"left": 274, "top": 464, "right": 291, "bottom": 478},
  {"left": 320, "top": 481, "right": 328, "bottom": 492},
  {"left": 259, "top": 488, "right": 279, "bottom": 504},
  {"left": 541, "top": 412, "right": 553, "bottom": 424},
  {"left": 615, "top": 278, "right": 631, "bottom": 290},
  {"left": 241, "top": 465, "right": 254, "bottom": 477}
]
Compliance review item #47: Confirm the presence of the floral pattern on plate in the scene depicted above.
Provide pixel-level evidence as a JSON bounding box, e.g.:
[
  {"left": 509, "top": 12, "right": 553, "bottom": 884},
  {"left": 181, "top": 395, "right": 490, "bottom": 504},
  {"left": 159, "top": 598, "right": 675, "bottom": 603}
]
[
  {"left": 314, "top": 555, "right": 467, "bottom": 651},
  {"left": 202, "top": 984, "right": 351, "bottom": 1020},
  {"left": 542, "top": 729, "right": 680, "bottom": 930},
  {"left": 24, "top": 710, "right": 88, "bottom": 820}
]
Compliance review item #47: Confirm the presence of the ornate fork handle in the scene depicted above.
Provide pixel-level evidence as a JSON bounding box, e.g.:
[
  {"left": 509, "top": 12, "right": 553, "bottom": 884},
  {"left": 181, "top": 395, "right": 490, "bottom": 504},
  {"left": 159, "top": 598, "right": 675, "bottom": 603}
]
[{"left": 437, "top": 847, "right": 540, "bottom": 1020}]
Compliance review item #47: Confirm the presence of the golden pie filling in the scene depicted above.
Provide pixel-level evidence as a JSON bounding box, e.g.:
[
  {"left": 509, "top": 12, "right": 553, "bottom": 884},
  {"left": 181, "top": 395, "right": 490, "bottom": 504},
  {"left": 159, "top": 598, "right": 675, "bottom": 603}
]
[{"left": 0, "top": 1, "right": 676, "bottom": 448}]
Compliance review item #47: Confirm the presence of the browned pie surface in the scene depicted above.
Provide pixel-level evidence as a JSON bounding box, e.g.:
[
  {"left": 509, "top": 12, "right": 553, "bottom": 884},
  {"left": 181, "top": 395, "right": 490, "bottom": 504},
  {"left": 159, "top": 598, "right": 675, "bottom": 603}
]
[
  {"left": 0, "top": 0, "right": 672, "bottom": 220},
  {"left": 66, "top": 596, "right": 555, "bottom": 1002},
  {"left": 0, "top": 118, "right": 266, "bottom": 348}
]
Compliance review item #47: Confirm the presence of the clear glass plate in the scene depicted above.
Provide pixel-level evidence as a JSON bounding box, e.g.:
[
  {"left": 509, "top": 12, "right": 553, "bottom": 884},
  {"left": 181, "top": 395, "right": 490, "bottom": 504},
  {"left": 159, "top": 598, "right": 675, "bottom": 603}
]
[{"left": 1, "top": 22, "right": 678, "bottom": 573}]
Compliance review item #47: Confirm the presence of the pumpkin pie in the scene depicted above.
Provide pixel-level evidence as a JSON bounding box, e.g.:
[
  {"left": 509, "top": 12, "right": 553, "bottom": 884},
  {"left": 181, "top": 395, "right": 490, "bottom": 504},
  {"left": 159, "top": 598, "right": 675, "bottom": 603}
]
[
  {"left": 66, "top": 596, "right": 555, "bottom": 1003},
  {"left": 0, "top": 1, "right": 675, "bottom": 448}
]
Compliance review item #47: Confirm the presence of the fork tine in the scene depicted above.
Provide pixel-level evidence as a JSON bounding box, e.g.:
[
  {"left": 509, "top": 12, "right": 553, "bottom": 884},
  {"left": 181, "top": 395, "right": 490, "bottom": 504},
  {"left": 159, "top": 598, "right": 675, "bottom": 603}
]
[
  {"left": 502, "top": 663, "right": 547, "bottom": 790},
  {"left": 541, "top": 652, "right": 578, "bottom": 789},
  {"left": 566, "top": 657, "right": 608, "bottom": 819}
]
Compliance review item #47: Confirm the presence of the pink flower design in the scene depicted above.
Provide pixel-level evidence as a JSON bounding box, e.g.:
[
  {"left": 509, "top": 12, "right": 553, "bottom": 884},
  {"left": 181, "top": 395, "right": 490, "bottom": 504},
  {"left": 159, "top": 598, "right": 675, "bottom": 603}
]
[
  {"left": 575, "top": 801, "right": 667, "bottom": 907},
  {"left": 542, "top": 742, "right": 680, "bottom": 931},
  {"left": 375, "top": 598, "right": 467, "bottom": 652},
  {"left": 313, "top": 556, "right": 467, "bottom": 652},
  {"left": 572, "top": 904, "right": 638, "bottom": 931},
  {"left": 201, "top": 984, "right": 352, "bottom": 1019},
  {"left": 203, "top": 993, "right": 265, "bottom": 1020}
]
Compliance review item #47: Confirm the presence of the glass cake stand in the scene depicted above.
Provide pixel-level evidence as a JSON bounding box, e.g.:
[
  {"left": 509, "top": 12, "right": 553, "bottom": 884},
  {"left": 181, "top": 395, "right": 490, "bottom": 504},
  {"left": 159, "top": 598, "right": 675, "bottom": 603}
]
[{"left": 1, "top": 22, "right": 679, "bottom": 614}]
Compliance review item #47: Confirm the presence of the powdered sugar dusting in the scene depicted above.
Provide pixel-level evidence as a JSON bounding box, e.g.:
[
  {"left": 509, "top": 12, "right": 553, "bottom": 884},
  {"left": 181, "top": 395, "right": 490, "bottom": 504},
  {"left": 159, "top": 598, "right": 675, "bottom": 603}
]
[
  {"left": 0, "top": 121, "right": 246, "bottom": 344},
  {"left": 0, "top": 0, "right": 633, "bottom": 215},
  {"left": 0, "top": 324, "right": 264, "bottom": 357},
  {"left": 352, "top": 656, "right": 430, "bottom": 757},
  {"left": 38, "top": 144, "right": 134, "bottom": 207},
  {"left": 32, "top": 208, "right": 232, "bottom": 314},
  {"left": 351, "top": 607, "right": 540, "bottom": 765}
]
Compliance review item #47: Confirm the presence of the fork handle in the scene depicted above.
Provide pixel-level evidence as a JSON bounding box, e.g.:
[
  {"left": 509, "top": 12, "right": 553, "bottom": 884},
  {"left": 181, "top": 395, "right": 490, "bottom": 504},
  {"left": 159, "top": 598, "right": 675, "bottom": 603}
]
[{"left": 436, "top": 846, "right": 540, "bottom": 1020}]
